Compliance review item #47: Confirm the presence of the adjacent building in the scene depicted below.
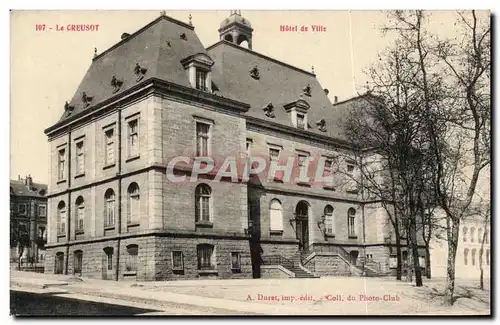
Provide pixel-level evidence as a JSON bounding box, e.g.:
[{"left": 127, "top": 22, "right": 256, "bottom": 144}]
[
  {"left": 10, "top": 175, "right": 48, "bottom": 265},
  {"left": 43, "top": 11, "right": 427, "bottom": 281}
]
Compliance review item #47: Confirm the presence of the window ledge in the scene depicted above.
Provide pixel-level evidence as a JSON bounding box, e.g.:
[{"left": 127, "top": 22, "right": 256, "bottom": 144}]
[
  {"left": 75, "top": 230, "right": 84, "bottom": 235},
  {"left": 325, "top": 233, "right": 336, "bottom": 238},
  {"left": 296, "top": 181, "right": 311, "bottom": 187},
  {"left": 103, "top": 163, "right": 116, "bottom": 170},
  {"left": 348, "top": 235, "right": 358, "bottom": 239},
  {"left": 270, "top": 230, "right": 284, "bottom": 235},
  {"left": 126, "top": 155, "right": 140, "bottom": 163},
  {"left": 123, "top": 271, "right": 137, "bottom": 276},
  {"left": 104, "top": 225, "right": 115, "bottom": 231},
  {"left": 271, "top": 177, "right": 284, "bottom": 183},
  {"left": 231, "top": 268, "right": 242, "bottom": 273},
  {"left": 57, "top": 234, "right": 66, "bottom": 238},
  {"left": 74, "top": 173, "right": 85, "bottom": 179},
  {"left": 198, "top": 270, "right": 218, "bottom": 275},
  {"left": 196, "top": 221, "right": 213, "bottom": 228},
  {"left": 346, "top": 190, "right": 359, "bottom": 194},
  {"left": 323, "top": 186, "right": 336, "bottom": 191},
  {"left": 57, "top": 179, "right": 67, "bottom": 185},
  {"left": 172, "top": 267, "right": 184, "bottom": 272},
  {"left": 127, "top": 222, "right": 140, "bottom": 227}
]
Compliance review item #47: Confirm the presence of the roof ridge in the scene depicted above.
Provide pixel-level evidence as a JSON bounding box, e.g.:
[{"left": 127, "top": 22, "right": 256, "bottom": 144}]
[
  {"left": 206, "top": 40, "right": 316, "bottom": 77},
  {"left": 93, "top": 15, "right": 194, "bottom": 62}
]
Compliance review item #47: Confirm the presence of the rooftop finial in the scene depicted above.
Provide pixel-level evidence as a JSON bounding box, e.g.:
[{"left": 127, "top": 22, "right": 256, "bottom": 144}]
[
  {"left": 189, "top": 13, "right": 192, "bottom": 26},
  {"left": 160, "top": 10, "right": 166, "bottom": 16},
  {"left": 94, "top": 47, "right": 97, "bottom": 57}
]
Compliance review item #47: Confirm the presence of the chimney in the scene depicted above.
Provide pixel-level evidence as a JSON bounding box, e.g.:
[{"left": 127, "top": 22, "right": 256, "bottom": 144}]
[
  {"left": 18, "top": 175, "right": 21, "bottom": 180},
  {"left": 334, "top": 96, "right": 338, "bottom": 104},
  {"left": 121, "top": 33, "right": 130, "bottom": 40},
  {"left": 25, "top": 174, "right": 33, "bottom": 189}
]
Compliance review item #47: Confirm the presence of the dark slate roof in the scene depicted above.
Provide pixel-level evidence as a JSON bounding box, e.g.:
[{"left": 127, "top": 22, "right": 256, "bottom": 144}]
[
  {"left": 10, "top": 180, "right": 48, "bottom": 198},
  {"left": 207, "top": 41, "right": 350, "bottom": 140},
  {"left": 59, "top": 15, "right": 207, "bottom": 121}
]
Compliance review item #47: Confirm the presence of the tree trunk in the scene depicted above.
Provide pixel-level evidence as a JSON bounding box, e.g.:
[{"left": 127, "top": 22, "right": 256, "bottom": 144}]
[
  {"left": 395, "top": 232, "right": 402, "bottom": 280},
  {"left": 409, "top": 214, "right": 423, "bottom": 286},
  {"left": 443, "top": 218, "right": 459, "bottom": 306},
  {"left": 425, "top": 246, "right": 431, "bottom": 279}
]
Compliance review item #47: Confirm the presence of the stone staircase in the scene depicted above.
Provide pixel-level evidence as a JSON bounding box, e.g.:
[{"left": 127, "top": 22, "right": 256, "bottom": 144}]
[{"left": 261, "top": 254, "right": 318, "bottom": 278}]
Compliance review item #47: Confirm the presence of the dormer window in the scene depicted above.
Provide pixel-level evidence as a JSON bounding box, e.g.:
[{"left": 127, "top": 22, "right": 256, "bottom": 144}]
[
  {"left": 296, "top": 113, "right": 305, "bottom": 129},
  {"left": 196, "top": 70, "right": 208, "bottom": 91},
  {"left": 284, "top": 98, "right": 310, "bottom": 130},
  {"left": 181, "top": 53, "right": 214, "bottom": 93}
]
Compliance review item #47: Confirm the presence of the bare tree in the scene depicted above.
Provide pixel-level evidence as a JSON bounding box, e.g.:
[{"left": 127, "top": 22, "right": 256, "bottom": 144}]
[{"left": 380, "top": 9, "right": 490, "bottom": 305}]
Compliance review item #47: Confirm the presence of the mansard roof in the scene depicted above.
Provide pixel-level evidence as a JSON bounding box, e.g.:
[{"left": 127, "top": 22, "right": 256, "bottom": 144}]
[{"left": 58, "top": 15, "right": 208, "bottom": 122}]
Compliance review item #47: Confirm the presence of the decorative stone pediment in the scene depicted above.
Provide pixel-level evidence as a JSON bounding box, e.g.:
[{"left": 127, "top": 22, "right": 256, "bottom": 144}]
[
  {"left": 180, "top": 53, "right": 215, "bottom": 69},
  {"left": 283, "top": 98, "right": 310, "bottom": 113}
]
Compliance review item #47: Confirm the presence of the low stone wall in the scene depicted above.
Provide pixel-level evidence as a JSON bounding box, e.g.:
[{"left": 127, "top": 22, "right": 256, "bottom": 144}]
[{"left": 260, "top": 266, "right": 293, "bottom": 279}]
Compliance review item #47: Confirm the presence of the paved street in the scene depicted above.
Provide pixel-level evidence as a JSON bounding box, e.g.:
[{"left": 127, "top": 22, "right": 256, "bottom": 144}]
[{"left": 10, "top": 290, "right": 161, "bottom": 316}]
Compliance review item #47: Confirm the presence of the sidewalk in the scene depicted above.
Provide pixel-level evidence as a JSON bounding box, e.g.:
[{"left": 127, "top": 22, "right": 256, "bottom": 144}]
[{"left": 10, "top": 271, "right": 312, "bottom": 315}]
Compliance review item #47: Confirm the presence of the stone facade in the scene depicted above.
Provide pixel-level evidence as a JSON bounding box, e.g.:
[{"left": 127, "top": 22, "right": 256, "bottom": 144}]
[{"left": 44, "top": 12, "right": 428, "bottom": 281}]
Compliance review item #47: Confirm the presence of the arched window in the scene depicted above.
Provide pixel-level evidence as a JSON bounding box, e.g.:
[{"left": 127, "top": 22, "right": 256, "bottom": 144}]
[
  {"left": 197, "top": 244, "right": 215, "bottom": 270},
  {"left": 127, "top": 183, "right": 140, "bottom": 224},
  {"left": 463, "top": 227, "right": 468, "bottom": 242},
  {"left": 471, "top": 248, "right": 477, "bottom": 266},
  {"left": 103, "top": 247, "right": 113, "bottom": 271},
  {"left": 324, "top": 205, "right": 334, "bottom": 234},
  {"left": 57, "top": 201, "right": 66, "bottom": 235},
  {"left": 73, "top": 250, "right": 83, "bottom": 275},
  {"left": 470, "top": 227, "right": 475, "bottom": 243},
  {"left": 195, "top": 184, "right": 211, "bottom": 222},
  {"left": 75, "top": 196, "right": 84, "bottom": 233},
  {"left": 55, "top": 252, "right": 64, "bottom": 274},
  {"left": 125, "top": 244, "right": 138, "bottom": 273},
  {"left": 464, "top": 248, "right": 469, "bottom": 266},
  {"left": 104, "top": 189, "right": 115, "bottom": 227},
  {"left": 269, "top": 199, "right": 283, "bottom": 232},
  {"left": 348, "top": 208, "right": 356, "bottom": 237},
  {"left": 478, "top": 228, "right": 483, "bottom": 243}
]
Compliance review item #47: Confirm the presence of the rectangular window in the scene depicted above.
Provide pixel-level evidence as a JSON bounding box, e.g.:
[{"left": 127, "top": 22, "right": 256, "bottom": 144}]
[
  {"left": 18, "top": 204, "right": 27, "bottom": 215},
  {"left": 347, "top": 164, "right": 355, "bottom": 174},
  {"left": 246, "top": 138, "right": 253, "bottom": 156},
  {"left": 105, "top": 129, "right": 115, "bottom": 166},
  {"left": 196, "top": 122, "right": 210, "bottom": 156},
  {"left": 296, "top": 113, "right": 305, "bottom": 129},
  {"left": 74, "top": 252, "right": 82, "bottom": 275},
  {"left": 197, "top": 245, "right": 214, "bottom": 270},
  {"left": 77, "top": 207, "right": 84, "bottom": 231},
  {"left": 348, "top": 216, "right": 356, "bottom": 236},
  {"left": 172, "top": 251, "right": 184, "bottom": 271},
  {"left": 55, "top": 254, "right": 64, "bottom": 274},
  {"left": 298, "top": 154, "right": 309, "bottom": 175},
  {"left": 128, "top": 192, "right": 140, "bottom": 224},
  {"left": 269, "top": 148, "right": 280, "bottom": 161},
  {"left": 106, "top": 200, "right": 115, "bottom": 226},
  {"left": 196, "top": 70, "right": 208, "bottom": 91},
  {"left": 58, "top": 148, "right": 66, "bottom": 180},
  {"left": 76, "top": 141, "right": 84, "bottom": 175},
  {"left": 126, "top": 246, "right": 138, "bottom": 272},
  {"left": 107, "top": 252, "right": 113, "bottom": 271},
  {"left": 231, "top": 252, "right": 241, "bottom": 270},
  {"left": 38, "top": 205, "right": 46, "bottom": 217},
  {"left": 325, "top": 214, "right": 334, "bottom": 235},
  {"left": 127, "top": 119, "right": 139, "bottom": 158},
  {"left": 59, "top": 210, "right": 67, "bottom": 235}
]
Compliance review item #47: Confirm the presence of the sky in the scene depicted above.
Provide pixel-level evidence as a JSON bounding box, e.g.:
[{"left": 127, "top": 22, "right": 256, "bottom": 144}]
[{"left": 9, "top": 10, "right": 489, "bottom": 187}]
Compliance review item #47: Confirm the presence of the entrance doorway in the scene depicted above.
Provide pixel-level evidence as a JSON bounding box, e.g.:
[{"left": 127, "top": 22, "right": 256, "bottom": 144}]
[
  {"left": 349, "top": 250, "right": 359, "bottom": 265},
  {"left": 295, "top": 201, "right": 310, "bottom": 251}
]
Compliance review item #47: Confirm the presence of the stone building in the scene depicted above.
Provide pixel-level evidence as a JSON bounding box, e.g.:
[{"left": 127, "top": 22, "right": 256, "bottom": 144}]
[
  {"left": 10, "top": 175, "right": 48, "bottom": 265},
  {"left": 430, "top": 214, "right": 491, "bottom": 279},
  {"left": 43, "top": 11, "right": 426, "bottom": 281}
]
